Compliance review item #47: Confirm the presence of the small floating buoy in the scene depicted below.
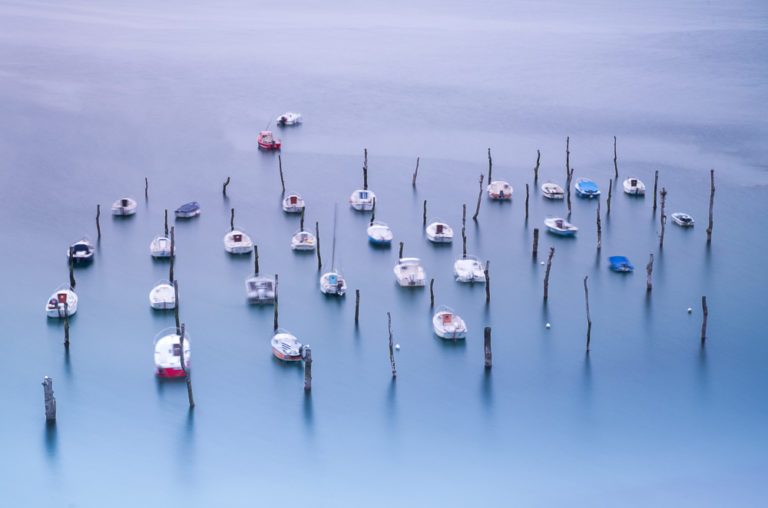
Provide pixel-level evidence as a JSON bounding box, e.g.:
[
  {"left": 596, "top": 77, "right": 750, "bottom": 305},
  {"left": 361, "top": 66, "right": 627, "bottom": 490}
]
[
  {"left": 545, "top": 323, "right": 551, "bottom": 329},
  {"left": 395, "top": 344, "right": 400, "bottom": 350},
  {"left": 540, "top": 261, "right": 545, "bottom": 265},
  {"left": 687, "top": 308, "right": 692, "bottom": 313}
]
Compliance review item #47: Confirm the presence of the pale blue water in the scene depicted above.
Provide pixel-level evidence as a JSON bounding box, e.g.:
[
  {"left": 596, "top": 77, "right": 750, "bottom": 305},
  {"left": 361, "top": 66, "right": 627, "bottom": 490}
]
[{"left": 1, "top": 1, "right": 767, "bottom": 506}]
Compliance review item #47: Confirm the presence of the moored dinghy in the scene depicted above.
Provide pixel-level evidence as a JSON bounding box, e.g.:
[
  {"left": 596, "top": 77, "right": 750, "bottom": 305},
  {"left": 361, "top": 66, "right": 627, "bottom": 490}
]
[
  {"left": 544, "top": 217, "right": 578, "bottom": 236},
  {"left": 623, "top": 177, "right": 646, "bottom": 195},
  {"left": 320, "top": 271, "right": 347, "bottom": 295},
  {"left": 453, "top": 255, "right": 485, "bottom": 283},
  {"left": 282, "top": 194, "right": 305, "bottom": 213},
  {"left": 149, "top": 280, "right": 175, "bottom": 310},
  {"left": 432, "top": 306, "right": 467, "bottom": 339},
  {"left": 426, "top": 221, "right": 453, "bottom": 243},
  {"left": 671, "top": 212, "right": 695, "bottom": 227},
  {"left": 291, "top": 230, "right": 316, "bottom": 251},
  {"left": 393, "top": 257, "right": 427, "bottom": 287},
  {"left": 150, "top": 235, "right": 174, "bottom": 258},
  {"left": 349, "top": 189, "right": 376, "bottom": 211},
  {"left": 246, "top": 275, "right": 276, "bottom": 304},
  {"left": 608, "top": 256, "right": 634, "bottom": 273},
  {"left": 175, "top": 202, "right": 200, "bottom": 218},
  {"left": 111, "top": 197, "right": 137, "bottom": 216},
  {"left": 575, "top": 178, "right": 600, "bottom": 199},
  {"left": 271, "top": 329, "right": 305, "bottom": 362},
  {"left": 45, "top": 285, "right": 78, "bottom": 318},
  {"left": 541, "top": 182, "right": 565, "bottom": 200},
  {"left": 276, "top": 112, "right": 302, "bottom": 126},
  {"left": 367, "top": 221, "right": 393, "bottom": 245},
  {"left": 487, "top": 180, "right": 513, "bottom": 200},
  {"left": 224, "top": 228, "right": 254, "bottom": 254},
  {"left": 257, "top": 130, "right": 281, "bottom": 150},
  {"left": 154, "top": 328, "right": 190, "bottom": 378},
  {"left": 67, "top": 237, "right": 95, "bottom": 264}
]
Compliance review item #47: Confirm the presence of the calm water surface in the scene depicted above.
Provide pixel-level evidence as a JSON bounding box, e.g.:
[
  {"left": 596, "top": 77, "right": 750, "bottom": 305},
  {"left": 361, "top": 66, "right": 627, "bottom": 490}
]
[{"left": 1, "top": 1, "right": 767, "bottom": 506}]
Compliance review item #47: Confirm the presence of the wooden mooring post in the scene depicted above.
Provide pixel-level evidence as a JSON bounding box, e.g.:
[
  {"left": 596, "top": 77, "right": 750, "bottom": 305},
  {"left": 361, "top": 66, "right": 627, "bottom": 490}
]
[
  {"left": 584, "top": 276, "right": 592, "bottom": 353},
  {"left": 411, "top": 157, "right": 420, "bottom": 187},
  {"left": 613, "top": 136, "right": 618, "bottom": 179},
  {"left": 179, "top": 323, "right": 195, "bottom": 408},
  {"left": 484, "top": 260, "right": 490, "bottom": 303},
  {"left": 222, "top": 176, "right": 231, "bottom": 196},
  {"left": 596, "top": 197, "right": 602, "bottom": 250},
  {"left": 273, "top": 274, "right": 279, "bottom": 330},
  {"left": 607, "top": 179, "right": 613, "bottom": 215},
  {"left": 315, "top": 221, "right": 322, "bottom": 270},
  {"left": 462, "top": 203, "right": 467, "bottom": 258},
  {"left": 487, "top": 148, "right": 493, "bottom": 182},
  {"left": 533, "top": 228, "right": 539, "bottom": 257},
  {"left": 565, "top": 136, "right": 573, "bottom": 216},
  {"left": 484, "top": 327, "right": 492, "bottom": 368},
  {"left": 653, "top": 170, "right": 659, "bottom": 210},
  {"left": 429, "top": 278, "right": 435, "bottom": 307},
  {"left": 173, "top": 280, "right": 180, "bottom": 334},
  {"left": 423, "top": 200, "right": 427, "bottom": 226},
  {"left": 355, "top": 289, "right": 360, "bottom": 325},
  {"left": 254, "top": 245, "right": 259, "bottom": 274},
  {"left": 68, "top": 247, "right": 76, "bottom": 289},
  {"left": 303, "top": 346, "right": 312, "bottom": 391},
  {"left": 399, "top": 241, "right": 404, "bottom": 259},
  {"left": 472, "top": 174, "right": 484, "bottom": 221},
  {"left": 300, "top": 209, "right": 305, "bottom": 231},
  {"left": 363, "top": 148, "right": 368, "bottom": 190},
  {"left": 387, "top": 312, "right": 397, "bottom": 378},
  {"left": 533, "top": 149, "right": 541, "bottom": 181},
  {"left": 706, "top": 169, "right": 715, "bottom": 243},
  {"left": 169, "top": 226, "right": 175, "bottom": 282},
  {"left": 646, "top": 253, "right": 654, "bottom": 291},
  {"left": 525, "top": 184, "right": 530, "bottom": 219},
  {"left": 64, "top": 301, "right": 70, "bottom": 349},
  {"left": 659, "top": 188, "right": 667, "bottom": 249},
  {"left": 543, "top": 247, "right": 555, "bottom": 300},
  {"left": 278, "top": 155, "right": 285, "bottom": 194},
  {"left": 230, "top": 208, "right": 235, "bottom": 231},
  {"left": 96, "top": 204, "right": 101, "bottom": 239},
  {"left": 145, "top": 177, "right": 149, "bottom": 199},
  {"left": 370, "top": 197, "right": 376, "bottom": 224},
  {"left": 43, "top": 377, "right": 56, "bottom": 422},
  {"left": 701, "top": 296, "right": 708, "bottom": 344},
  {"left": 164, "top": 209, "right": 168, "bottom": 236}
]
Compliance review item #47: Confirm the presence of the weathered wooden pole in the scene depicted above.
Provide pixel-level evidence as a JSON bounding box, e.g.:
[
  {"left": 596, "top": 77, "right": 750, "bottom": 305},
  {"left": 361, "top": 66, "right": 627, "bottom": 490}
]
[
  {"left": 423, "top": 200, "right": 427, "bottom": 226},
  {"left": 607, "top": 179, "right": 613, "bottom": 215},
  {"left": 230, "top": 208, "right": 235, "bottom": 232},
  {"left": 179, "top": 323, "right": 195, "bottom": 408},
  {"left": 462, "top": 203, "right": 467, "bottom": 258},
  {"left": 596, "top": 197, "right": 602, "bottom": 250},
  {"left": 42, "top": 377, "right": 56, "bottom": 422},
  {"left": 565, "top": 137, "right": 574, "bottom": 215},
  {"left": 613, "top": 136, "right": 618, "bottom": 179},
  {"left": 411, "top": 157, "right": 420, "bottom": 187},
  {"left": 145, "top": 177, "right": 149, "bottom": 199},
  {"left": 659, "top": 187, "right": 667, "bottom": 249},
  {"left": 487, "top": 147, "right": 493, "bottom": 182},
  {"left": 533, "top": 149, "right": 541, "bottom": 181},
  {"left": 370, "top": 197, "right": 376, "bottom": 224},
  {"left": 399, "top": 241, "right": 404, "bottom": 259},
  {"left": 387, "top": 312, "right": 397, "bottom": 378},
  {"left": 164, "top": 209, "right": 168, "bottom": 236},
  {"left": 363, "top": 148, "right": 368, "bottom": 190},
  {"left": 96, "top": 204, "right": 101, "bottom": 239},
  {"left": 278, "top": 155, "right": 285, "bottom": 194},
  {"left": 525, "top": 184, "right": 530, "bottom": 219},
  {"left": 532, "top": 228, "right": 539, "bottom": 257},
  {"left": 273, "top": 274, "right": 279, "bottom": 330},
  {"left": 484, "top": 260, "right": 490, "bottom": 303},
  {"left": 584, "top": 275, "right": 592, "bottom": 352},
  {"left": 646, "top": 253, "right": 654, "bottom": 292},
  {"left": 653, "top": 170, "right": 659, "bottom": 210},
  {"left": 472, "top": 174, "right": 484, "bottom": 221},
  {"left": 300, "top": 209, "right": 305, "bottom": 231},
  {"left": 173, "top": 280, "right": 180, "bottom": 334},
  {"left": 315, "top": 221, "right": 322, "bottom": 270},
  {"left": 706, "top": 169, "right": 715, "bottom": 243},
  {"left": 63, "top": 301, "right": 70, "bottom": 349},
  {"left": 429, "top": 278, "right": 435, "bottom": 307},
  {"left": 222, "top": 176, "right": 231, "bottom": 196},
  {"left": 169, "top": 226, "right": 175, "bottom": 282},
  {"left": 483, "top": 327, "right": 492, "bottom": 368},
  {"left": 543, "top": 247, "right": 555, "bottom": 300},
  {"left": 254, "top": 245, "right": 259, "bottom": 274},
  {"left": 701, "top": 296, "right": 708, "bottom": 344},
  {"left": 68, "top": 247, "right": 76, "bottom": 289},
  {"left": 354, "top": 289, "right": 360, "bottom": 325},
  {"left": 303, "top": 346, "right": 312, "bottom": 391}
]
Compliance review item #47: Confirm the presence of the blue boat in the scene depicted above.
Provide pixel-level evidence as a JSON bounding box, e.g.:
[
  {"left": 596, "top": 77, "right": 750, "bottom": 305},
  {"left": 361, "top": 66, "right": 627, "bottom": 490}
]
[
  {"left": 608, "top": 256, "right": 634, "bottom": 272},
  {"left": 575, "top": 178, "right": 600, "bottom": 198},
  {"left": 175, "top": 201, "right": 200, "bottom": 218}
]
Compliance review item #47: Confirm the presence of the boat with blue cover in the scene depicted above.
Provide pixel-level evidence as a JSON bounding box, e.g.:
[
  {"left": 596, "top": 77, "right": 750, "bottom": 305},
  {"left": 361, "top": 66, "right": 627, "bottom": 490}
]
[
  {"left": 175, "top": 202, "right": 200, "bottom": 218},
  {"left": 575, "top": 178, "right": 600, "bottom": 198},
  {"left": 608, "top": 256, "right": 634, "bottom": 272}
]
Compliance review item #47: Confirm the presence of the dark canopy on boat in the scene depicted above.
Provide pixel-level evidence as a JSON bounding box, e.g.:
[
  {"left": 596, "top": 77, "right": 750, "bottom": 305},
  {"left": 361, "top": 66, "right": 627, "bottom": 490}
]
[{"left": 176, "top": 202, "right": 200, "bottom": 213}]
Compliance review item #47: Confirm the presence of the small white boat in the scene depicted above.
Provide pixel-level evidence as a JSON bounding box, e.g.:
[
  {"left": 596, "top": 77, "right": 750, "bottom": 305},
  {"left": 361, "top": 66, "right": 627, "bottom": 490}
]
[
  {"left": 541, "top": 182, "right": 565, "bottom": 200},
  {"left": 67, "top": 237, "right": 95, "bottom": 264},
  {"left": 149, "top": 280, "right": 175, "bottom": 310},
  {"left": 432, "top": 306, "right": 467, "bottom": 340},
  {"left": 671, "top": 212, "right": 695, "bottom": 227},
  {"left": 175, "top": 202, "right": 200, "bottom": 218},
  {"left": 349, "top": 189, "right": 376, "bottom": 211},
  {"left": 276, "top": 112, "right": 302, "bottom": 126},
  {"left": 224, "top": 229, "right": 254, "bottom": 254},
  {"left": 149, "top": 235, "right": 174, "bottom": 258},
  {"left": 271, "top": 329, "right": 305, "bottom": 361},
  {"left": 320, "top": 271, "right": 347, "bottom": 296},
  {"left": 367, "top": 221, "right": 393, "bottom": 245},
  {"left": 46, "top": 285, "right": 77, "bottom": 318},
  {"left": 487, "top": 181, "right": 513, "bottom": 200},
  {"left": 291, "top": 230, "right": 316, "bottom": 251},
  {"left": 544, "top": 217, "right": 578, "bottom": 236},
  {"left": 393, "top": 257, "right": 427, "bottom": 287},
  {"left": 111, "top": 197, "right": 137, "bottom": 216},
  {"left": 623, "top": 177, "right": 646, "bottom": 195},
  {"left": 154, "top": 328, "right": 190, "bottom": 378},
  {"left": 246, "top": 275, "right": 275, "bottom": 304},
  {"left": 282, "top": 194, "right": 305, "bottom": 213},
  {"left": 426, "top": 221, "right": 453, "bottom": 243},
  {"left": 453, "top": 256, "right": 486, "bottom": 283}
]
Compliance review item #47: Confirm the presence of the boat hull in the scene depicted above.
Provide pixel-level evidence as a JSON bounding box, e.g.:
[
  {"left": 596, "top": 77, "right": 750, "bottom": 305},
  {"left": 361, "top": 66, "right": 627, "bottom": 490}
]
[
  {"left": 272, "top": 348, "right": 303, "bottom": 362},
  {"left": 156, "top": 366, "right": 185, "bottom": 378},
  {"left": 225, "top": 245, "right": 253, "bottom": 254},
  {"left": 575, "top": 189, "right": 600, "bottom": 198}
]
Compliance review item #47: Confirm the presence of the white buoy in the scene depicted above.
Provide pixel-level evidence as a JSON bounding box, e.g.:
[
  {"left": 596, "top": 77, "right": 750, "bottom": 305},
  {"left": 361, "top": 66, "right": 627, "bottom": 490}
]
[
  {"left": 395, "top": 344, "right": 400, "bottom": 350},
  {"left": 540, "top": 261, "right": 545, "bottom": 265},
  {"left": 545, "top": 323, "right": 551, "bottom": 329},
  {"left": 687, "top": 307, "right": 692, "bottom": 313}
]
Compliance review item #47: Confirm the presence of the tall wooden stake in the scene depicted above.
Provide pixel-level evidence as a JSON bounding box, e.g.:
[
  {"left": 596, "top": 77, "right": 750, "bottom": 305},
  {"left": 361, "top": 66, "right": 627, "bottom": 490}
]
[
  {"left": 363, "top": 148, "right": 368, "bottom": 190},
  {"left": 525, "top": 184, "right": 529, "bottom": 219},
  {"left": 701, "top": 296, "right": 708, "bottom": 344},
  {"left": 398, "top": 241, "right": 403, "bottom": 259},
  {"left": 303, "top": 346, "right": 312, "bottom": 391},
  {"left": 145, "top": 177, "right": 148, "bottom": 199},
  {"left": 653, "top": 170, "right": 659, "bottom": 210},
  {"left": 230, "top": 208, "right": 235, "bottom": 232},
  {"left": 411, "top": 157, "right": 420, "bottom": 187},
  {"left": 543, "top": 247, "right": 554, "bottom": 300},
  {"left": 706, "top": 169, "right": 715, "bottom": 243},
  {"left": 534, "top": 149, "right": 541, "bottom": 181},
  {"left": 584, "top": 276, "right": 592, "bottom": 352},
  {"left": 423, "top": 200, "right": 427, "bottom": 226},
  {"left": 278, "top": 156, "right": 285, "bottom": 194},
  {"left": 429, "top": 278, "right": 434, "bottom": 307},
  {"left": 179, "top": 323, "right": 195, "bottom": 408},
  {"left": 169, "top": 226, "right": 175, "bottom": 282},
  {"left": 607, "top": 179, "right": 613, "bottom": 215},
  {"left": 164, "top": 209, "right": 168, "bottom": 236},
  {"left": 659, "top": 188, "right": 667, "bottom": 249},
  {"left": 646, "top": 253, "right": 654, "bottom": 292},
  {"left": 487, "top": 148, "right": 493, "bottom": 182},
  {"left": 315, "top": 222, "right": 322, "bottom": 270},
  {"left": 222, "top": 176, "right": 231, "bottom": 196},
  {"left": 354, "top": 289, "right": 360, "bottom": 325},
  {"left": 532, "top": 228, "right": 539, "bottom": 257},
  {"left": 387, "top": 312, "right": 397, "bottom": 378},
  {"left": 300, "top": 208, "right": 305, "bottom": 231},
  {"left": 64, "top": 302, "right": 70, "bottom": 349},
  {"left": 370, "top": 197, "right": 376, "bottom": 224},
  {"left": 68, "top": 247, "right": 76, "bottom": 289},
  {"left": 483, "top": 327, "right": 492, "bottom": 368},
  {"left": 96, "top": 204, "right": 101, "bottom": 239},
  {"left": 43, "top": 377, "right": 56, "bottom": 422},
  {"left": 173, "top": 280, "right": 180, "bottom": 334},
  {"left": 484, "top": 260, "right": 490, "bottom": 303},
  {"left": 613, "top": 136, "right": 618, "bottom": 178},
  {"left": 566, "top": 137, "right": 574, "bottom": 216},
  {"left": 273, "top": 274, "right": 279, "bottom": 330},
  {"left": 472, "top": 174, "right": 484, "bottom": 221},
  {"left": 596, "top": 197, "right": 602, "bottom": 250},
  {"left": 462, "top": 203, "right": 467, "bottom": 258},
  {"left": 254, "top": 245, "right": 259, "bottom": 274}
]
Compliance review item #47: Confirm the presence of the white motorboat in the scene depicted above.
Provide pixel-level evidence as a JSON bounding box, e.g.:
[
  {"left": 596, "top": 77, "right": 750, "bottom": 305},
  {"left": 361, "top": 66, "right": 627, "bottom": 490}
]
[
  {"left": 150, "top": 235, "right": 174, "bottom": 258},
  {"left": 544, "top": 217, "right": 578, "bottom": 236},
  {"left": 671, "top": 212, "right": 695, "bottom": 227},
  {"left": 154, "top": 328, "right": 190, "bottom": 378},
  {"left": 393, "top": 257, "right": 426, "bottom": 287},
  {"left": 349, "top": 189, "right": 376, "bottom": 211},
  {"left": 623, "top": 177, "right": 646, "bottom": 195},
  {"left": 111, "top": 197, "right": 137, "bottom": 216},
  {"left": 426, "top": 221, "right": 453, "bottom": 243},
  {"left": 246, "top": 275, "right": 275, "bottom": 304},
  {"left": 271, "top": 329, "right": 305, "bottom": 361},
  {"left": 487, "top": 180, "right": 513, "bottom": 200},
  {"left": 149, "top": 280, "right": 175, "bottom": 310},
  {"left": 45, "top": 285, "right": 77, "bottom": 318},
  {"left": 432, "top": 306, "right": 467, "bottom": 340},
  {"left": 320, "top": 271, "right": 347, "bottom": 296},
  {"left": 367, "top": 221, "right": 393, "bottom": 245},
  {"left": 453, "top": 256, "right": 486, "bottom": 283},
  {"left": 291, "top": 230, "right": 316, "bottom": 251},
  {"left": 282, "top": 194, "right": 305, "bottom": 213},
  {"left": 541, "top": 182, "right": 565, "bottom": 200},
  {"left": 276, "top": 112, "right": 302, "bottom": 126},
  {"left": 67, "top": 237, "right": 95, "bottom": 264},
  {"left": 224, "top": 229, "right": 254, "bottom": 254}
]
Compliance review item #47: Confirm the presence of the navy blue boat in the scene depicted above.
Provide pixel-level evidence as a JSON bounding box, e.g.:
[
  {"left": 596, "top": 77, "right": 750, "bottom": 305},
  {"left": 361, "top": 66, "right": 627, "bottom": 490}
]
[
  {"left": 608, "top": 256, "right": 634, "bottom": 272},
  {"left": 175, "top": 202, "right": 200, "bottom": 218}
]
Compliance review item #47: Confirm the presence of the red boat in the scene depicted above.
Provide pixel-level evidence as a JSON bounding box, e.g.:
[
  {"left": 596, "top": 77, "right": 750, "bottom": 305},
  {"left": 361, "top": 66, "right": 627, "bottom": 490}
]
[{"left": 258, "top": 130, "right": 281, "bottom": 150}]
